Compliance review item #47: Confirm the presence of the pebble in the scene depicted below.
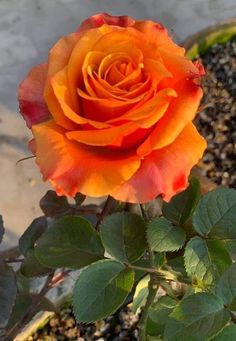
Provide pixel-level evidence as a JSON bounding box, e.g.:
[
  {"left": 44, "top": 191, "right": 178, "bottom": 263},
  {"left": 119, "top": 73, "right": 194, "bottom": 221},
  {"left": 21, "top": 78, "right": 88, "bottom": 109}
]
[
  {"left": 28, "top": 305, "right": 139, "bottom": 340},
  {"left": 195, "top": 39, "right": 236, "bottom": 188}
]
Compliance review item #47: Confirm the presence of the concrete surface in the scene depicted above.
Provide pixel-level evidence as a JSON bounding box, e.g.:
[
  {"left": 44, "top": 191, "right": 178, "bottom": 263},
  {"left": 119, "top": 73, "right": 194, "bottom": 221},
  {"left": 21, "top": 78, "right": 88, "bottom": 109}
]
[{"left": 0, "top": 0, "right": 236, "bottom": 249}]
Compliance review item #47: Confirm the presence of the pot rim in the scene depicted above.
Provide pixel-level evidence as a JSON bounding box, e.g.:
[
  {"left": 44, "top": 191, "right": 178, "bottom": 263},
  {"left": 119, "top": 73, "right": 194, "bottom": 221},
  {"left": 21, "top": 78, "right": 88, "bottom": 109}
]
[{"left": 182, "top": 19, "right": 236, "bottom": 59}]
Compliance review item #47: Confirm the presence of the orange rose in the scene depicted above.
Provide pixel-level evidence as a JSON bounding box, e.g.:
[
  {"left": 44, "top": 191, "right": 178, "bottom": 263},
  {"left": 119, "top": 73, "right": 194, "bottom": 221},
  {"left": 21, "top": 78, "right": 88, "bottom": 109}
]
[{"left": 18, "top": 13, "right": 206, "bottom": 203}]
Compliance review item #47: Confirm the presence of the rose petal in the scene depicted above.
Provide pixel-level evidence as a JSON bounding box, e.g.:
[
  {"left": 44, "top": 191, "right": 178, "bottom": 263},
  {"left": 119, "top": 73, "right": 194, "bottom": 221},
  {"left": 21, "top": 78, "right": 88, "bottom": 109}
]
[
  {"left": 44, "top": 33, "right": 80, "bottom": 130},
  {"left": 77, "top": 87, "right": 142, "bottom": 121},
  {"left": 78, "top": 13, "right": 135, "bottom": 31},
  {"left": 92, "top": 27, "right": 157, "bottom": 59},
  {"left": 158, "top": 48, "right": 200, "bottom": 88},
  {"left": 66, "top": 122, "right": 137, "bottom": 146},
  {"left": 32, "top": 120, "right": 141, "bottom": 197},
  {"left": 137, "top": 80, "right": 203, "bottom": 156},
  {"left": 51, "top": 67, "right": 111, "bottom": 129},
  {"left": 67, "top": 26, "right": 114, "bottom": 108},
  {"left": 134, "top": 20, "right": 185, "bottom": 56},
  {"left": 18, "top": 64, "right": 50, "bottom": 127},
  {"left": 107, "top": 88, "right": 176, "bottom": 127},
  {"left": 112, "top": 123, "right": 206, "bottom": 203}
]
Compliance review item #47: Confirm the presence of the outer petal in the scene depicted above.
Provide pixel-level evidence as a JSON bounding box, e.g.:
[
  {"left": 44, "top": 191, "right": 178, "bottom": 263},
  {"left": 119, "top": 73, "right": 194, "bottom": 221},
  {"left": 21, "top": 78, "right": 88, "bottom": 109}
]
[
  {"left": 158, "top": 48, "right": 200, "bottom": 87},
  {"left": 134, "top": 20, "right": 185, "bottom": 56},
  {"left": 32, "top": 121, "right": 141, "bottom": 197},
  {"left": 92, "top": 27, "right": 159, "bottom": 60},
  {"left": 44, "top": 33, "right": 80, "bottom": 130},
  {"left": 78, "top": 13, "right": 135, "bottom": 31},
  {"left": 18, "top": 64, "right": 50, "bottom": 128},
  {"left": 137, "top": 81, "right": 203, "bottom": 156},
  {"left": 112, "top": 123, "right": 207, "bottom": 203}
]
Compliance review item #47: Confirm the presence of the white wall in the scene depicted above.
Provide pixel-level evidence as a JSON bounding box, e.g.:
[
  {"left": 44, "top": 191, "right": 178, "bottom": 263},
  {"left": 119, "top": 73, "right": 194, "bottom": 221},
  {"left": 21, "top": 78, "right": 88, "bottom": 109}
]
[{"left": 0, "top": 0, "right": 235, "bottom": 110}]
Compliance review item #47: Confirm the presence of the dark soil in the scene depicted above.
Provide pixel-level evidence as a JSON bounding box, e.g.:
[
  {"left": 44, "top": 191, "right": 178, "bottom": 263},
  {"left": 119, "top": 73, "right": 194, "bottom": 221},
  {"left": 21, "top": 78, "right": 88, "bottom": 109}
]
[
  {"left": 195, "top": 39, "right": 236, "bottom": 188},
  {"left": 27, "top": 304, "right": 139, "bottom": 341},
  {"left": 28, "top": 40, "right": 236, "bottom": 341}
]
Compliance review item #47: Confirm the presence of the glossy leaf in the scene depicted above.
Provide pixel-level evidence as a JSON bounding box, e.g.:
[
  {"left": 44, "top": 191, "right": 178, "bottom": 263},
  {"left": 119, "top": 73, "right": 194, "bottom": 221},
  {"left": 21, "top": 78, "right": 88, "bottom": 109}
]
[
  {"left": 216, "top": 263, "right": 236, "bottom": 306},
  {"left": 100, "top": 212, "right": 147, "bottom": 263},
  {"left": 15, "top": 271, "right": 30, "bottom": 294},
  {"left": 7, "top": 294, "right": 32, "bottom": 328},
  {"left": 0, "top": 263, "right": 17, "bottom": 329},
  {"left": 147, "top": 296, "right": 176, "bottom": 336},
  {"left": 167, "top": 256, "right": 187, "bottom": 278},
  {"left": 21, "top": 249, "right": 51, "bottom": 277},
  {"left": 132, "top": 275, "right": 150, "bottom": 314},
  {"left": 163, "top": 178, "right": 200, "bottom": 225},
  {"left": 210, "top": 325, "right": 236, "bottom": 341},
  {"left": 35, "top": 216, "right": 104, "bottom": 269},
  {"left": 74, "top": 193, "right": 86, "bottom": 206},
  {"left": 37, "top": 297, "right": 57, "bottom": 313},
  {"left": 193, "top": 188, "right": 236, "bottom": 238},
  {"left": 164, "top": 293, "right": 230, "bottom": 341},
  {"left": 133, "top": 259, "right": 151, "bottom": 282},
  {"left": 147, "top": 218, "right": 186, "bottom": 252},
  {"left": 224, "top": 240, "right": 236, "bottom": 255},
  {"left": 184, "top": 237, "right": 231, "bottom": 286},
  {"left": 73, "top": 260, "right": 134, "bottom": 322},
  {"left": 40, "top": 190, "right": 70, "bottom": 217},
  {"left": 19, "top": 217, "right": 47, "bottom": 256}
]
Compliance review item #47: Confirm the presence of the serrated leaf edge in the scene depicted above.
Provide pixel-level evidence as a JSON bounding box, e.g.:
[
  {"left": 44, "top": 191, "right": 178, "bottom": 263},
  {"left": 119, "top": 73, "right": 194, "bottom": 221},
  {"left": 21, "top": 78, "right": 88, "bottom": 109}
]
[{"left": 72, "top": 259, "right": 134, "bottom": 323}]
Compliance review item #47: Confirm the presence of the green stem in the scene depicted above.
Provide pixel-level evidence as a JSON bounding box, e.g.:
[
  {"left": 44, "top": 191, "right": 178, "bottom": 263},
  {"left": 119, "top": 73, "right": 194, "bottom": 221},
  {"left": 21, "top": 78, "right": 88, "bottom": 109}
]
[
  {"left": 140, "top": 203, "right": 150, "bottom": 222},
  {"left": 138, "top": 263, "right": 159, "bottom": 341},
  {"left": 127, "top": 264, "right": 160, "bottom": 274},
  {"left": 95, "top": 195, "right": 116, "bottom": 230},
  {"left": 138, "top": 204, "right": 160, "bottom": 340}
]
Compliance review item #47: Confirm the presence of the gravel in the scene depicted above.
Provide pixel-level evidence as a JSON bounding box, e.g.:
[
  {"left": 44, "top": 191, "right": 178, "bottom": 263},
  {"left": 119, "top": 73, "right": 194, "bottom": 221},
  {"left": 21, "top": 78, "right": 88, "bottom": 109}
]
[
  {"left": 27, "top": 304, "right": 139, "bottom": 341},
  {"left": 195, "top": 39, "right": 236, "bottom": 188}
]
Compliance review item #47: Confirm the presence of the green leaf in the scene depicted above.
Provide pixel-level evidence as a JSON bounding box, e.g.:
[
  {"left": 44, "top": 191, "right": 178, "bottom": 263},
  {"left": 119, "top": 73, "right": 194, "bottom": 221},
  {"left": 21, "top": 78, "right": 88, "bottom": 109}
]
[
  {"left": 40, "top": 190, "right": 70, "bottom": 217},
  {"left": 100, "top": 212, "right": 147, "bottom": 263},
  {"left": 133, "top": 259, "right": 151, "bottom": 282},
  {"left": 147, "top": 296, "right": 176, "bottom": 336},
  {"left": 0, "top": 263, "right": 17, "bottom": 329},
  {"left": 216, "top": 263, "right": 236, "bottom": 306},
  {"left": 132, "top": 275, "right": 150, "bottom": 314},
  {"left": 154, "top": 253, "right": 166, "bottom": 268},
  {"left": 7, "top": 295, "right": 57, "bottom": 329},
  {"left": 210, "top": 325, "right": 236, "bottom": 341},
  {"left": 163, "top": 178, "right": 200, "bottom": 225},
  {"left": 164, "top": 293, "right": 230, "bottom": 341},
  {"left": 16, "top": 271, "right": 30, "bottom": 294},
  {"left": 229, "top": 297, "right": 236, "bottom": 311},
  {"left": 74, "top": 193, "right": 86, "bottom": 206},
  {"left": 21, "top": 249, "right": 51, "bottom": 277},
  {"left": 147, "top": 218, "right": 186, "bottom": 252},
  {"left": 224, "top": 240, "right": 236, "bottom": 254},
  {"left": 167, "top": 256, "right": 187, "bottom": 278},
  {"left": 7, "top": 294, "right": 32, "bottom": 329},
  {"left": 73, "top": 260, "right": 134, "bottom": 323},
  {"left": 19, "top": 217, "right": 47, "bottom": 256},
  {"left": 184, "top": 237, "right": 231, "bottom": 286},
  {"left": 0, "top": 215, "right": 5, "bottom": 243},
  {"left": 193, "top": 188, "right": 236, "bottom": 238},
  {"left": 37, "top": 297, "right": 57, "bottom": 313},
  {"left": 35, "top": 216, "right": 104, "bottom": 269}
]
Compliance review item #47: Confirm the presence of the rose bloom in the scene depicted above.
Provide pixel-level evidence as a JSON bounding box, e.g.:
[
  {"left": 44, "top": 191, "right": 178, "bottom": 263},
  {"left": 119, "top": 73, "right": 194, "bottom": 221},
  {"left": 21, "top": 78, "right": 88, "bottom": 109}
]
[{"left": 18, "top": 13, "right": 206, "bottom": 203}]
